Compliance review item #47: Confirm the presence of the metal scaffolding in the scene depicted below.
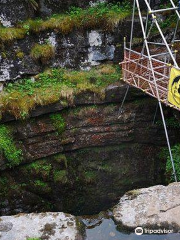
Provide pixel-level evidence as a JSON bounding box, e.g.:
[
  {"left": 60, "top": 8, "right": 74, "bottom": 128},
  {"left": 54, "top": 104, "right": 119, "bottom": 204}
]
[{"left": 121, "top": 0, "right": 180, "bottom": 182}]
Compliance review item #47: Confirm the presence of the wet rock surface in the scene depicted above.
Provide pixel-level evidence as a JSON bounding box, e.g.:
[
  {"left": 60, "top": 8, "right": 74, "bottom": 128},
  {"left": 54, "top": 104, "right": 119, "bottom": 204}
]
[
  {"left": 0, "top": 212, "right": 84, "bottom": 240},
  {"left": 113, "top": 182, "right": 180, "bottom": 232}
]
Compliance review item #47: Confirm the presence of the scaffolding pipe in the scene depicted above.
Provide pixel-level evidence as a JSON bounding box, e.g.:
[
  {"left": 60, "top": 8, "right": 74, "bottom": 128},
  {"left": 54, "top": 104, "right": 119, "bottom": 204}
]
[
  {"left": 135, "top": 0, "right": 177, "bottom": 182},
  {"left": 151, "top": 51, "right": 176, "bottom": 58},
  {"left": 149, "top": 7, "right": 178, "bottom": 14},
  {"left": 170, "top": 0, "right": 180, "bottom": 20},
  {"left": 144, "top": 0, "right": 178, "bottom": 68},
  {"left": 147, "top": 41, "right": 168, "bottom": 46}
]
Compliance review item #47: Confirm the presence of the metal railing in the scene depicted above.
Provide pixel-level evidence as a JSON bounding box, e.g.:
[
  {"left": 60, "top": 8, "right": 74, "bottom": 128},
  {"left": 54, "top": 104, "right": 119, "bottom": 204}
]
[{"left": 121, "top": 48, "right": 171, "bottom": 104}]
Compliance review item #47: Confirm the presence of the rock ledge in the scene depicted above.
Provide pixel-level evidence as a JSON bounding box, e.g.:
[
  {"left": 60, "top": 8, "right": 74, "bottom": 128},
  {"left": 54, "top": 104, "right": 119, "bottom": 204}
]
[
  {"left": 113, "top": 182, "right": 180, "bottom": 232},
  {"left": 0, "top": 212, "right": 84, "bottom": 240}
]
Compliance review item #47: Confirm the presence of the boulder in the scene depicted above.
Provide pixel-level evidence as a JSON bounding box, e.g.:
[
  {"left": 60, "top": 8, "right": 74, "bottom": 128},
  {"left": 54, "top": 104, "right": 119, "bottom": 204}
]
[
  {"left": 0, "top": 212, "right": 85, "bottom": 240},
  {"left": 113, "top": 182, "right": 180, "bottom": 232}
]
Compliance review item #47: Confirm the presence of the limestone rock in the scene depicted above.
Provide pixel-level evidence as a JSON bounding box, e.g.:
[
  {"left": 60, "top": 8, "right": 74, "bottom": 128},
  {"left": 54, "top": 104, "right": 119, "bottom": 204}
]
[
  {"left": 113, "top": 183, "right": 180, "bottom": 231},
  {"left": 0, "top": 212, "right": 84, "bottom": 240}
]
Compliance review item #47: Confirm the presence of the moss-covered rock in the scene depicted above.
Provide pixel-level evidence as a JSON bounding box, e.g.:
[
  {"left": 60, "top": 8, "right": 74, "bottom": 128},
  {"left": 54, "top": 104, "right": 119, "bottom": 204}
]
[{"left": 0, "top": 83, "right": 178, "bottom": 215}]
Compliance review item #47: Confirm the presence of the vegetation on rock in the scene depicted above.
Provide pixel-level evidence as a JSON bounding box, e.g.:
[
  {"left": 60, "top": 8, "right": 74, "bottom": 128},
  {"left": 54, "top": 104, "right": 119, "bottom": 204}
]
[
  {"left": 0, "top": 64, "right": 120, "bottom": 119},
  {"left": 0, "top": 3, "right": 130, "bottom": 42},
  {"left": 156, "top": 117, "right": 180, "bottom": 129},
  {"left": 50, "top": 113, "right": 66, "bottom": 134},
  {"left": 30, "top": 43, "right": 55, "bottom": 63},
  {"left": 0, "top": 125, "right": 23, "bottom": 167},
  {"left": 166, "top": 144, "right": 180, "bottom": 182},
  {"left": 53, "top": 170, "right": 68, "bottom": 183},
  {"left": 27, "top": 238, "right": 41, "bottom": 240},
  {"left": 0, "top": 27, "right": 26, "bottom": 42},
  {"left": 23, "top": 160, "right": 52, "bottom": 178}
]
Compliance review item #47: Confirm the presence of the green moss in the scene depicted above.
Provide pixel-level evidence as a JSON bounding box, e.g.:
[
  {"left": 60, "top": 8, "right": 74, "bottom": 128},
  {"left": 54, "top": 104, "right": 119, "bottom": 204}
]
[
  {"left": 30, "top": 43, "right": 55, "bottom": 63},
  {"left": 98, "top": 164, "right": 112, "bottom": 172},
  {"left": 156, "top": 117, "right": 180, "bottom": 129},
  {"left": 0, "top": 176, "right": 8, "bottom": 196},
  {"left": 54, "top": 154, "right": 68, "bottom": 168},
  {"left": 165, "top": 144, "right": 180, "bottom": 182},
  {"left": 0, "top": 125, "right": 23, "bottom": 167},
  {"left": 126, "top": 189, "right": 140, "bottom": 197},
  {"left": 0, "top": 175, "right": 25, "bottom": 197},
  {"left": 50, "top": 113, "right": 66, "bottom": 134},
  {"left": 16, "top": 50, "right": 24, "bottom": 59},
  {"left": 0, "top": 64, "right": 120, "bottom": 119},
  {"left": 0, "top": 27, "right": 26, "bottom": 42},
  {"left": 53, "top": 170, "right": 68, "bottom": 183},
  {"left": 24, "top": 160, "right": 52, "bottom": 177},
  {"left": 33, "top": 180, "right": 51, "bottom": 193},
  {"left": 1, "top": 52, "right": 7, "bottom": 59},
  {"left": 34, "top": 180, "right": 48, "bottom": 187},
  {"left": 84, "top": 171, "right": 97, "bottom": 183}
]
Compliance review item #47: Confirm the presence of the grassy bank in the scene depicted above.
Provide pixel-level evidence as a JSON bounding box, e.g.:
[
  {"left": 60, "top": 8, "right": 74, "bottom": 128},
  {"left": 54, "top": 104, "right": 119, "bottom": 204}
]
[
  {"left": 0, "top": 2, "right": 131, "bottom": 42},
  {"left": 0, "top": 64, "right": 120, "bottom": 119}
]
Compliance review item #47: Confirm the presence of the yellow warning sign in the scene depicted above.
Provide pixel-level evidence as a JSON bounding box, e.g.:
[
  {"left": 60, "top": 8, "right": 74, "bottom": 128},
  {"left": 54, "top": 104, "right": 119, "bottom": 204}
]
[{"left": 168, "top": 67, "right": 180, "bottom": 108}]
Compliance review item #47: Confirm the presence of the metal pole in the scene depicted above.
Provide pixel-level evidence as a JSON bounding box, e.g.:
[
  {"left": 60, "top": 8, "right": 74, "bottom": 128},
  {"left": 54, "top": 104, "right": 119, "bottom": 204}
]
[
  {"left": 118, "top": 85, "right": 130, "bottom": 118},
  {"left": 149, "top": 7, "right": 178, "bottom": 14},
  {"left": 144, "top": 0, "right": 179, "bottom": 68},
  {"left": 119, "top": 1, "right": 135, "bottom": 119},
  {"left": 130, "top": 0, "right": 136, "bottom": 51},
  {"left": 147, "top": 41, "right": 168, "bottom": 46},
  {"left": 136, "top": 0, "right": 177, "bottom": 182},
  {"left": 171, "top": 18, "right": 179, "bottom": 44},
  {"left": 152, "top": 102, "right": 159, "bottom": 125},
  {"left": 169, "top": 0, "right": 180, "bottom": 19}
]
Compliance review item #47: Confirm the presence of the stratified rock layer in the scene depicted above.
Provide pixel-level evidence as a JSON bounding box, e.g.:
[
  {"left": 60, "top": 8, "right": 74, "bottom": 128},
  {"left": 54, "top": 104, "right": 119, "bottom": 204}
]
[
  {"left": 0, "top": 83, "right": 178, "bottom": 216},
  {"left": 113, "top": 182, "right": 180, "bottom": 232},
  {"left": 0, "top": 212, "right": 84, "bottom": 240}
]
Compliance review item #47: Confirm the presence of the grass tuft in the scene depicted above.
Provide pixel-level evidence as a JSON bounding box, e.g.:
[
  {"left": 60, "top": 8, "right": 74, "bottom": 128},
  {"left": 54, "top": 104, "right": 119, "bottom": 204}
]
[
  {"left": 50, "top": 113, "right": 66, "bottom": 134},
  {"left": 165, "top": 144, "right": 180, "bottom": 182},
  {"left": 0, "top": 27, "right": 26, "bottom": 42},
  {"left": 0, "top": 125, "right": 23, "bottom": 167},
  {"left": 30, "top": 43, "right": 55, "bottom": 63}
]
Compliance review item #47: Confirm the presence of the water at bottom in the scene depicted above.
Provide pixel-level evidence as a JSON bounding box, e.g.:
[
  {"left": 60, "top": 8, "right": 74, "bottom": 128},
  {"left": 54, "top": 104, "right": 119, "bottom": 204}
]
[{"left": 80, "top": 211, "right": 179, "bottom": 240}]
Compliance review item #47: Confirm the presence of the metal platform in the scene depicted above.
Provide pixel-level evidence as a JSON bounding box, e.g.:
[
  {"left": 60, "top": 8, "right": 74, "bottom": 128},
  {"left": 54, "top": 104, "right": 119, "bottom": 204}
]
[{"left": 121, "top": 48, "right": 180, "bottom": 111}]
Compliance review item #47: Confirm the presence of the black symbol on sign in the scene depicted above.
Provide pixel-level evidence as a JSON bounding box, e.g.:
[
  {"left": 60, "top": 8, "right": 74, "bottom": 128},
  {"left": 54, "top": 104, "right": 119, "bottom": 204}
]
[{"left": 171, "top": 75, "right": 180, "bottom": 105}]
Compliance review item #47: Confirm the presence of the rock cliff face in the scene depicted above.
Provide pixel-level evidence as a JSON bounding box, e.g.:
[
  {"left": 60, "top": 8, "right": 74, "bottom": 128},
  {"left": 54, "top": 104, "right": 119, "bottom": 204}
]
[
  {"left": 0, "top": 82, "right": 178, "bottom": 216},
  {"left": 0, "top": 0, "right": 164, "bottom": 83},
  {"left": 0, "top": 0, "right": 144, "bottom": 83},
  {"left": 0, "top": 0, "right": 177, "bottom": 218},
  {"left": 0, "top": 22, "right": 141, "bottom": 83}
]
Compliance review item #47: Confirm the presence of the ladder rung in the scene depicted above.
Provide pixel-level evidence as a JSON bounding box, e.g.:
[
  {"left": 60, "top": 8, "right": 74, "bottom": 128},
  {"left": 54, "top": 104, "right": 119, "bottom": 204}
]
[
  {"left": 174, "top": 40, "right": 180, "bottom": 42},
  {"left": 149, "top": 7, "right": 179, "bottom": 14}
]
